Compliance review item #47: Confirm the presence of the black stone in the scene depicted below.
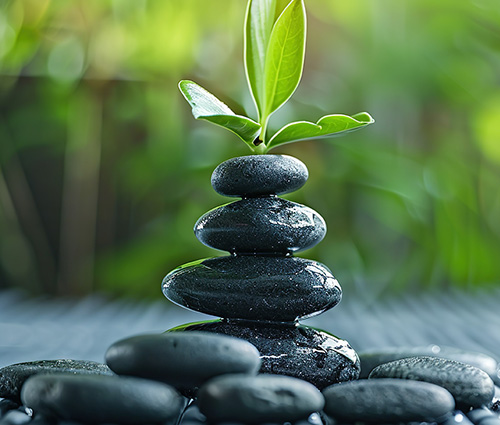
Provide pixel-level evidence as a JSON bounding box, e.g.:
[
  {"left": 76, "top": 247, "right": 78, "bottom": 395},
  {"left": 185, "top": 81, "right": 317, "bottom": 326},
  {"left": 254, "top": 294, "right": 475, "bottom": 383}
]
[
  {"left": 198, "top": 374, "right": 324, "bottom": 424},
  {"left": 194, "top": 197, "right": 326, "bottom": 254},
  {"left": 105, "top": 332, "right": 260, "bottom": 392},
  {"left": 0, "top": 399, "right": 19, "bottom": 417},
  {"left": 168, "top": 320, "right": 359, "bottom": 390},
  {"left": 358, "top": 345, "right": 500, "bottom": 381},
  {"left": 479, "top": 418, "right": 500, "bottom": 425},
  {"left": 0, "top": 410, "right": 32, "bottom": 425},
  {"left": 211, "top": 155, "right": 308, "bottom": 197},
  {"left": 467, "top": 407, "right": 496, "bottom": 424},
  {"left": 28, "top": 415, "right": 57, "bottom": 425},
  {"left": 0, "top": 360, "right": 113, "bottom": 403},
  {"left": 181, "top": 404, "right": 206, "bottom": 424},
  {"left": 162, "top": 256, "right": 341, "bottom": 322},
  {"left": 20, "top": 374, "right": 183, "bottom": 424},
  {"left": 369, "top": 356, "right": 495, "bottom": 408},
  {"left": 322, "top": 378, "right": 455, "bottom": 423}
]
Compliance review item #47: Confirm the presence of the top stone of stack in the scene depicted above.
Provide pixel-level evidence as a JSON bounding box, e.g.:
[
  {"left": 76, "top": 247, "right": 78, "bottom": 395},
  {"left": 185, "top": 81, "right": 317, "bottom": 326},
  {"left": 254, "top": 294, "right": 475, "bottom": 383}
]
[{"left": 211, "top": 155, "right": 308, "bottom": 197}]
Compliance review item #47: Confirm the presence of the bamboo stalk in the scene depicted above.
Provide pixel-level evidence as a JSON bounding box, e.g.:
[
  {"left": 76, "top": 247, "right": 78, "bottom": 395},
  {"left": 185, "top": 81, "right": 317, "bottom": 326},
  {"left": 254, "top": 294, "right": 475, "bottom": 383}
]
[{"left": 57, "top": 85, "right": 103, "bottom": 296}]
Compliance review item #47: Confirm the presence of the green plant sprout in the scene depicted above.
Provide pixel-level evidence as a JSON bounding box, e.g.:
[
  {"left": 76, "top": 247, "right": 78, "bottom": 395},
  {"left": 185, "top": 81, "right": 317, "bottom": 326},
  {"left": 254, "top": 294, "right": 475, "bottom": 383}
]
[{"left": 179, "top": 0, "right": 374, "bottom": 154}]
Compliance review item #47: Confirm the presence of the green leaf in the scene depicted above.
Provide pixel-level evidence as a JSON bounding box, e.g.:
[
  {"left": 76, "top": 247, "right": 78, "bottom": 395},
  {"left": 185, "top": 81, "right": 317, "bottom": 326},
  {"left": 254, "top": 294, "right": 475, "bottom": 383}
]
[
  {"left": 274, "top": 0, "right": 291, "bottom": 20},
  {"left": 244, "top": 0, "right": 277, "bottom": 121},
  {"left": 263, "top": 0, "right": 306, "bottom": 121},
  {"left": 267, "top": 112, "right": 375, "bottom": 150},
  {"left": 179, "top": 80, "right": 261, "bottom": 149}
]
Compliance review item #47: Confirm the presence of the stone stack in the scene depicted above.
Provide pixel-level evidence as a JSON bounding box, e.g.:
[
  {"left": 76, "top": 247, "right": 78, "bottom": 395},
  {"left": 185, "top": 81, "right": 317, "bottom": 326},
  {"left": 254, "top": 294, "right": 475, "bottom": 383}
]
[{"left": 162, "top": 155, "right": 359, "bottom": 389}]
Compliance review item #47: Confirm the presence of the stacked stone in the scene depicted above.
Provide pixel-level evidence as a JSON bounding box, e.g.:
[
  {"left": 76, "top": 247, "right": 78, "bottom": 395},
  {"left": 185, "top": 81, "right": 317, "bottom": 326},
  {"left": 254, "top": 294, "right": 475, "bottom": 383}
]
[{"left": 162, "top": 155, "right": 360, "bottom": 389}]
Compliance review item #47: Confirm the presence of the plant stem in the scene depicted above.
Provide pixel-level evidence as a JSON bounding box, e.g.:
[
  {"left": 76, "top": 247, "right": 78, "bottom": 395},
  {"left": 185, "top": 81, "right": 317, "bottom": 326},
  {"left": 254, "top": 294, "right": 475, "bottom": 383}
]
[
  {"left": 261, "top": 114, "right": 270, "bottom": 143},
  {"left": 253, "top": 143, "right": 267, "bottom": 154}
]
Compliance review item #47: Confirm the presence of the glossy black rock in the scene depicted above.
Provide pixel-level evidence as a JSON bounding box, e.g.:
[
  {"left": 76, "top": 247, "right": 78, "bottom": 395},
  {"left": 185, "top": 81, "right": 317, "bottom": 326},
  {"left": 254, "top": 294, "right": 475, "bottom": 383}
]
[
  {"left": 162, "top": 256, "right": 341, "bottom": 322},
  {"left": 169, "top": 320, "right": 359, "bottom": 390},
  {"left": 198, "top": 374, "right": 324, "bottom": 424},
  {"left": 211, "top": 155, "right": 308, "bottom": 197},
  {"left": 194, "top": 197, "right": 326, "bottom": 254},
  {"left": 0, "top": 399, "right": 18, "bottom": 416},
  {"left": 358, "top": 345, "right": 500, "bottom": 380},
  {"left": 0, "top": 359, "right": 114, "bottom": 403},
  {"left": 369, "top": 356, "right": 495, "bottom": 408},
  {"left": 21, "top": 374, "right": 183, "bottom": 424},
  {"left": 105, "top": 332, "right": 260, "bottom": 391},
  {"left": 322, "top": 378, "right": 455, "bottom": 423}
]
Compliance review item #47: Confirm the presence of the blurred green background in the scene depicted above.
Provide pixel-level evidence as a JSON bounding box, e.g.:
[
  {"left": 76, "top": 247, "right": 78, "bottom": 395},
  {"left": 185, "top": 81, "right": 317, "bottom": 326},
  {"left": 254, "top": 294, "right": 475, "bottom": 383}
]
[{"left": 0, "top": 0, "right": 499, "bottom": 300}]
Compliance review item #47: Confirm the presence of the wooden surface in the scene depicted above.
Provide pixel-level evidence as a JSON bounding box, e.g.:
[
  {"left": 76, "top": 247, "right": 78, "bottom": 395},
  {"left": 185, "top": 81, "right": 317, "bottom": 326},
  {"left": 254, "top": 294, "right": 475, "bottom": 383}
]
[{"left": 1, "top": 287, "right": 499, "bottom": 369}]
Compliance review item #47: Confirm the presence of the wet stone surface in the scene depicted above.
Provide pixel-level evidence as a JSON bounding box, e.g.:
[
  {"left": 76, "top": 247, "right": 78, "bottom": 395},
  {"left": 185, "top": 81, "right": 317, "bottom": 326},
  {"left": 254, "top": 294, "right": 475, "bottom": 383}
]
[
  {"left": 198, "top": 374, "right": 324, "bottom": 424},
  {"left": 0, "top": 360, "right": 114, "bottom": 403},
  {"left": 194, "top": 197, "right": 326, "bottom": 254},
  {"left": 21, "top": 374, "right": 183, "bottom": 424},
  {"left": 170, "top": 320, "right": 360, "bottom": 390},
  {"left": 369, "top": 356, "right": 496, "bottom": 408},
  {"left": 322, "top": 378, "right": 455, "bottom": 423},
  {"left": 358, "top": 344, "right": 500, "bottom": 382},
  {"left": 105, "top": 331, "right": 260, "bottom": 393},
  {"left": 162, "top": 256, "right": 341, "bottom": 322},
  {"left": 211, "top": 155, "right": 308, "bottom": 197}
]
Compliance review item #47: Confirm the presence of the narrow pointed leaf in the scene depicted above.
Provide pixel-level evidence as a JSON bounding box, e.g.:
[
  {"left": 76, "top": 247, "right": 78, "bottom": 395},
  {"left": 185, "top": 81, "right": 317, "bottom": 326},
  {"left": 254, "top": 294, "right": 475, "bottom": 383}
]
[
  {"left": 244, "top": 0, "right": 277, "bottom": 120},
  {"left": 274, "top": 0, "right": 291, "bottom": 20},
  {"left": 263, "top": 0, "right": 306, "bottom": 119},
  {"left": 179, "top": 80, "right": 261, "bottom": 148},
  {"left": 267, "top": 112, "right": 375, "bottom": 150}
]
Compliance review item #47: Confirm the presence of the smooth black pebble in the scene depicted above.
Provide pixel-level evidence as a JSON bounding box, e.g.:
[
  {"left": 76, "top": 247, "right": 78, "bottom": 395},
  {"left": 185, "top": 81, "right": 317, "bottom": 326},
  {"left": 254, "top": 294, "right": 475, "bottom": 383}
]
[
  {"left": 105, "top": 331, "right": 260, "bottom": 392},
  {"left": 20, "top": 374, "right": 183, "bottom": 424},
  {"left": 162, "top": 256, "right": 341, "bottom": 322},
  {"left": 211, "top": 154, "right": 308, "bottom": 197},
  {"left": 171, "top": 320, "right": 359, "bottom": 390},
  {"left": 0, "top": 360, "right": 113, "bottom": 403},
  {"left": 358, "top": 345, "right": 500, "bottom": 382},
  {"left": 369, "top": 356, "right": 495, "bottom": 408},
  {"left": 322, "top": 378, "right": 454, "bottom": 423},
  {"left": 194, "top": 197, "right": 326, "bottom": 254},
  {"left": 467, "top": 407, "right": 499, "bottom": 424},
  {"left": 197, "top": 374, "right": 324, "bottom": 424}
]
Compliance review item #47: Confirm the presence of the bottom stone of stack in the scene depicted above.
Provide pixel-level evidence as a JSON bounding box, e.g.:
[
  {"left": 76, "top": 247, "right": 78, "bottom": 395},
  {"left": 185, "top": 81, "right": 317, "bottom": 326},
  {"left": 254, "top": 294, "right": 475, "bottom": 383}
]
[{"left": 167, "top": 319, "right": 359, "bottom": 390}]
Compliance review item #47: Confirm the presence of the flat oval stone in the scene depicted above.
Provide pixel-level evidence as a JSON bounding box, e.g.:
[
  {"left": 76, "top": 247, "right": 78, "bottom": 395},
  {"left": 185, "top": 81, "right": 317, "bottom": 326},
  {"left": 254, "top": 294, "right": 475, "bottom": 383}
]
[
  {"left": 21, "top": 374, "right": 183, "bottom": 424},
  {"left": 169, "top": 320, "right": 359, "bottom": 390},
  {"left": 162, "top": 256, "right": 341, "bottom": 322},
  {"left": 0, "top": 359, "right": 113, "bottom": 403},
  {"left": 359, "top": 345, "right": 500, "bottom": 381},
  {"left": 369, "top": 356, "right": 495, "bottom": 408},
  {"left": 195, "top": 197, "right": 326, "bottom": 254},
  {"left": 194, "top": 197, "right": 326, "bottom": 255},
  {"left": 211, "top": 155, "right": 308, "bottom": 197},
  {"left": 322, "top": 378, "right": 455, "bottom": 423},
  {"left": 198, "top": 374, "right": 324, "bottom": 424},
  {"left": 105, "top": 332, "right": 260, "bottom": 392}
]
